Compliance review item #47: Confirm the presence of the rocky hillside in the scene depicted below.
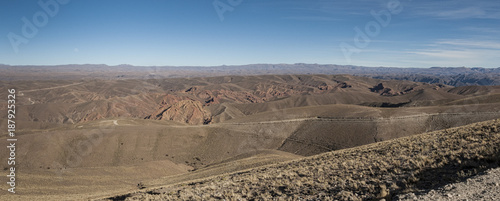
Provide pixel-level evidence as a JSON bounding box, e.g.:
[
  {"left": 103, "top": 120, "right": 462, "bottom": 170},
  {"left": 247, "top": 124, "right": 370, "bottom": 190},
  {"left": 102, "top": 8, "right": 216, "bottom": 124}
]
[
  {"left": 3, "top": 74, "right": 467, "bottom": 126},
  {"left": 106, "top": 119, "right": 500, "bottom": 200}
]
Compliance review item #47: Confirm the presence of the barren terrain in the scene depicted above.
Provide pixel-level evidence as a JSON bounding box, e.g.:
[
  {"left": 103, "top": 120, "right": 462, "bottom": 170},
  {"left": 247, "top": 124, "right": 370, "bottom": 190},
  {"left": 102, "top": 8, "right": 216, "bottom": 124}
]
[
  {"left": 101, "top": 119, "right": 500, "bottom": 200},
  {"left": 1, "top": 73, "right": 499, "bottom": 200},
  {"left": 398, "top": 167, "right": 500, "bottom": 200},
  {"left": 2, "top": 64, "right": 500, "bottom": 86}
]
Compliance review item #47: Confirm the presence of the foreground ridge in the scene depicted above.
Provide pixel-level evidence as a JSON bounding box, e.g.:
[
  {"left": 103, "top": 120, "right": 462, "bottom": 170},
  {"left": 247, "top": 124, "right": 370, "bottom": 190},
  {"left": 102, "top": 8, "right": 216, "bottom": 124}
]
[{"left": 106, "top": 119, "right": 500, "bottom": 200}]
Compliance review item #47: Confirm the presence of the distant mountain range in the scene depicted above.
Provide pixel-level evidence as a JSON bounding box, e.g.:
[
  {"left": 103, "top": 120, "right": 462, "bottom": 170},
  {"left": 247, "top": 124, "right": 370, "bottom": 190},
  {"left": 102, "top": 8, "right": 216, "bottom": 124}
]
[{"left": 1, "top": 64, "right": 500, "bottom": 86}]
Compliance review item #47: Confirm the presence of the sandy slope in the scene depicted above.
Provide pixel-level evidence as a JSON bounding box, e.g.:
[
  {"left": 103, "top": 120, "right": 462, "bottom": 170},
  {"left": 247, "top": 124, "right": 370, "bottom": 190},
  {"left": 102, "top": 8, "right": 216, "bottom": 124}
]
[
  {"left": 1, "top": 75, "right": 500, "bottom": 200},
  {"left": 1, "top": 106, "right": 500, "bottom": 200},
  {"left": 101, "top": 119, "right": 500, "bottom": 200}
]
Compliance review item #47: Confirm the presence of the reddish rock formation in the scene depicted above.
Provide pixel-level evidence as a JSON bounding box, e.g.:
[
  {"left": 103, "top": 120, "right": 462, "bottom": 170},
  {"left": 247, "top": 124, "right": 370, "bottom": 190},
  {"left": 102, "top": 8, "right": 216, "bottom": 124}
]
[
  {"left": 147, "top": 99, "right": 212, "bottom": 125},
  {"left": 147, "top": 97, "right": 212, "bottom": 125},
  {"left": 146, "top": 81, "right": 353, "bottom": 124},
  {"left": 158, "top": 100, "right": 212, "bottom": 125}
]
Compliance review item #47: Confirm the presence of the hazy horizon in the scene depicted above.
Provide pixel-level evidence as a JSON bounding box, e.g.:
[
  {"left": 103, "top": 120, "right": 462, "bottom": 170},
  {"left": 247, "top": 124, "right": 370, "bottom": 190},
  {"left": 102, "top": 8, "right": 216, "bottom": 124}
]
[{"left": 0, "top": 63, "right": 498, "bottom": 69}]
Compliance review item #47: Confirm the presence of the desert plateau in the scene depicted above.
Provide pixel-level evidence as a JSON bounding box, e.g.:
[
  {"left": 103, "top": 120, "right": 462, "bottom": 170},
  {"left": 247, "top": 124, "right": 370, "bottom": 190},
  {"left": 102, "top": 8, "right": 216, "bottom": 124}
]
[{"left": 1, "top": 65, "right": 500, "bottom": 200}]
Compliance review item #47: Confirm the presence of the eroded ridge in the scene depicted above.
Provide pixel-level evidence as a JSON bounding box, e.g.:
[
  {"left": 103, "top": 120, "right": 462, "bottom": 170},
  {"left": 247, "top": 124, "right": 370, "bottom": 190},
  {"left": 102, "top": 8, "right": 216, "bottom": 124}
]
[{"left": 107, "top": 119, "right": 500, "bottom": 200}]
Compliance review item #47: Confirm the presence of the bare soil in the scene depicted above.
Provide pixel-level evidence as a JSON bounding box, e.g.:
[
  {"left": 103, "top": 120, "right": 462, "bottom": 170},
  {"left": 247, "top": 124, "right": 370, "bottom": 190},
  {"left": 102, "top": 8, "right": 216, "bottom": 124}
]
[
  {"left": 1, "top": 74, "right": 500, "bottom": 200},
  {"left": 397, "top": 167, "right": 500, "bottom": 200},
  {"left": 101, "top": 119, "right": 500, "bottom": 200}
]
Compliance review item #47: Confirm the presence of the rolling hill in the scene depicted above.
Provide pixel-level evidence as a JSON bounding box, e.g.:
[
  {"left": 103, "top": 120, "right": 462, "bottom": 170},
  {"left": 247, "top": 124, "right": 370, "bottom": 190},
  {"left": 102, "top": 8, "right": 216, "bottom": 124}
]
[{"left": 1, "top": 74, "right": 500, "bottom": 200}]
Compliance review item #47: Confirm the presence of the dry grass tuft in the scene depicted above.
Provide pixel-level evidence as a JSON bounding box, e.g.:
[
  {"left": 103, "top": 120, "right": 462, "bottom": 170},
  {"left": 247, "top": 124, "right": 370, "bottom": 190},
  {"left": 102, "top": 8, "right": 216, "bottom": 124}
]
[{"left": 108, "top": 119, "right": 500, "bottom": 200}]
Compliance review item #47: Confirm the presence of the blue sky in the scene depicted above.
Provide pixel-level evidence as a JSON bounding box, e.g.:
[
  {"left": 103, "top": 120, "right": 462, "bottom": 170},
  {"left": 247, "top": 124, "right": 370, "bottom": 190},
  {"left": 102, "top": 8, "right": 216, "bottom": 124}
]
[{"left": 0, "top": 0, "right": 499, "bottom": 67}]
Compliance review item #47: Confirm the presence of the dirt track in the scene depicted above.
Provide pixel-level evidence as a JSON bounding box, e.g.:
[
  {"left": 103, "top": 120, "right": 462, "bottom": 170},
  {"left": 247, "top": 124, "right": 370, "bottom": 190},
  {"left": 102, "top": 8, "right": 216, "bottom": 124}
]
[
  {"left": 18, "top": 82, "right": 84, "bottom": 93},
  {"left": 157, "top": 112, "right": 500, "bottom": 128}
]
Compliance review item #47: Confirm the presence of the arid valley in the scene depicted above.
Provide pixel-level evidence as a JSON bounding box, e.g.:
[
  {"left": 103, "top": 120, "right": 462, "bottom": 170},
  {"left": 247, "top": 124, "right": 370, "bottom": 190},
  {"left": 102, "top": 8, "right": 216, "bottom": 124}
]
[{"left": 1, "top": 65, "right": 500, "bottom": 200}]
